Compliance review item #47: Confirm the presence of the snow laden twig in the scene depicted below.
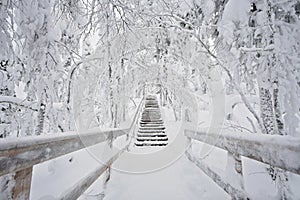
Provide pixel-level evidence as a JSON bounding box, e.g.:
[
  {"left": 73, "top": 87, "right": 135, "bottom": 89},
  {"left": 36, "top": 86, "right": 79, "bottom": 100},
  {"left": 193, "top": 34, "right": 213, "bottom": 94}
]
[
  {"left": 174, "top": 8, "right": 263, "bottom": 133},
  {"left": 0, "top": 96, "right": 38, "bottom": 112},
  {"left": 192, "top": 32, "right": 266, "bottom": 134},
  {"left": 150, "top": 11, "right": 266, "bottom": 133},
  {"left": 223, "top": 122, "right": 256, "bottom": 134}
]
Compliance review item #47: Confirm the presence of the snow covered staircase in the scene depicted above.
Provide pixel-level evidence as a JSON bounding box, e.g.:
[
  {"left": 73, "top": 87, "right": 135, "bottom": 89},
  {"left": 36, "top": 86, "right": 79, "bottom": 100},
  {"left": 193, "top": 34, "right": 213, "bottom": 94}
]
[{"left": 135, "top": 95, "right": 168, "bottom": 146}]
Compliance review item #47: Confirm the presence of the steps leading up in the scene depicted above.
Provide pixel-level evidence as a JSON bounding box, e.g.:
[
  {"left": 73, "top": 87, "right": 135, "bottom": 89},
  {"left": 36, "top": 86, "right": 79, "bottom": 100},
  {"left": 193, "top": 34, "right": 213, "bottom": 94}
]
[{"left": 135, "top": 95, "right": 168, "bottom": 147}]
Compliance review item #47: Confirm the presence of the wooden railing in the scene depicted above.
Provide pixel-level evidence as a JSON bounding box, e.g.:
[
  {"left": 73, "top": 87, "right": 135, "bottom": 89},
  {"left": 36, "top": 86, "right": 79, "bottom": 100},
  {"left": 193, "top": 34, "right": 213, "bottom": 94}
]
[
  {"left": 0, "top": 129, "right": 128, "bottom": 199},
  {"left": 0, "top": 98, "right": 144, "bottom": 200},
  {"left": 185, "top": 130, "right": 300, "bottom": 200}
]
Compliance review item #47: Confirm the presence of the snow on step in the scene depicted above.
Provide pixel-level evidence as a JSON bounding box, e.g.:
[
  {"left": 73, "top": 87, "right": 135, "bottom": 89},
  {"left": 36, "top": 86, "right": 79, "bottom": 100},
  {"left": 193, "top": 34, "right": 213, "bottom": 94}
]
[
  {"left": 139, "top": 126, "right": 165, "bottom": 130},
  {"left": 135, "top": 95, "right": 168, "bottom": 147}
]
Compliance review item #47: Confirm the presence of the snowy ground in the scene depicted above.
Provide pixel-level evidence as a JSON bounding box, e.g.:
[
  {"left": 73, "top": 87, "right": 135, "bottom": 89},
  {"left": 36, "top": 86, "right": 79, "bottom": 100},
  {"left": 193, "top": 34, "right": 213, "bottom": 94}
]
[
  {"left": 30, "top": 99, "right": 230, "bottom": 200},
  {"left": 103, "top": 155, "right": 230, "bottom": 200},
  {"left": 29, "top": 95, "right": 300, "bottom": 200}
]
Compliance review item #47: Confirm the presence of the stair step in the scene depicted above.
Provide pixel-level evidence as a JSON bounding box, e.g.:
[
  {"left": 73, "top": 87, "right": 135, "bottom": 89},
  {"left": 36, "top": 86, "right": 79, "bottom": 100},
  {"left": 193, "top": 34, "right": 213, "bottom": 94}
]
[
  {"left": 135, "top": 95, "right": 168, "bottom": 147},
  {"left": 140, "top": 123, "right": 164, "bottom": 126},
  {"left": 141, "top": 117, "right": 162, "bottom": 120},
  {"left": 136, "top": 138, "right": 168, "bottom": 142},
  {"left": 140, "top": 126, "right": 164, "bottom": 129},
  {"left": 139, "top": 127, "right": 164, "bottom": 130},
  {"left": 140, "top": 123, "right": 165, "bottom": 127},
  {"left": 141, "top": 114, "right": 161, "bottom": 117},
  {"left": 141, "top": 118, "right": 162, "bottom": 121},
  {"left": 138, "top": 128, "right": 166, "bottom": 132},
  {"left": 135, "top": 143, "right": 168, "bottom": 146},
  {"left": 141, "top": 117, "right": 162, "bottom": 119},
  {"left": 139, "top": 127, "right": 165, "bottom": 130},
  {"left": 142, "top": 114, "right": 160, "bottom": 116},
  {"left": 142, "top": 111, "right": 160, "bottom": 113},
  {"left": 137, "top": 134, "right": 167, "bottom": 137},
  {"left": 142, "top": 111, "right": 161, "bottom": 115},
  {"left": 140, "top": 123, "right": 163, "bottom": 126},
  {"left": 138, "top": 130, "right": 165, "bottom": 133},
  {"left": 141, "top": 116, "right": 161, "bottom": 119},
  {"left": 140, "top": 119, "right": 163, "bottom": 122}
]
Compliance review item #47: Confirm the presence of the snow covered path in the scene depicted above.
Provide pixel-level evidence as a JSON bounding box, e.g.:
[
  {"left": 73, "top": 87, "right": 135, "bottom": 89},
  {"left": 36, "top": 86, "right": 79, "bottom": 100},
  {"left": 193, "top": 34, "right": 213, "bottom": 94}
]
[
  {"left": 82, "top": 106, "right": 230, "bottom": 200},
  {"left": 96, "top": 105, "right": 229, "bottom": 200},
  {"left": 104, "top": 154, "right": 230, "bottom": 200}
]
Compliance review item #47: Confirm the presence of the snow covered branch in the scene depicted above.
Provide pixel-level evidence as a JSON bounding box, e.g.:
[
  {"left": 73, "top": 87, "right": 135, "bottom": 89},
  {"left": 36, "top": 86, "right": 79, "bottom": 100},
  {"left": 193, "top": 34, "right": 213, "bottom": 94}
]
[
  {"left": 0, "top": 96, "right": 38, "bottom": 112},
  {"left": 240, "top": 46, "right": 275, "bottom": 53}
]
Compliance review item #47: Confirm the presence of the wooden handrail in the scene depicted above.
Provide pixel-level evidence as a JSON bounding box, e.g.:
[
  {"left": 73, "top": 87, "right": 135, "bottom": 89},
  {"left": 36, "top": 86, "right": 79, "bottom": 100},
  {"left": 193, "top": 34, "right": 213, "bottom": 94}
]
[
  {"left": 185, "top": 129, "right": 300, "bottom": 199},
  {"left": 0, "top": 128, "right": 129, "bottom": 176},
  {"left": 0, "top": 97, "right": 144, "bottom": 199},
  {"left": 185, "top": 130, "right": 300, "bottom": 175},
  {"left": 185, "top": 151, "right": 248, "bottom": 199},
  {"left": 61, "top": 98, "right": 145, "bottom": 199},
  {"left": 61, "top": 147, "right": 124, "bottom": 200}
]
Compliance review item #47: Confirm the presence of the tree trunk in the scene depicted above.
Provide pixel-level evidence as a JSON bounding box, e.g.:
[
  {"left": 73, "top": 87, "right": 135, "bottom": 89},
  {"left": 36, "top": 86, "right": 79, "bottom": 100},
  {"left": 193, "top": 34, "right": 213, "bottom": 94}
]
[
  {"left": 35, "top": 102, "right": 46, "bottom": 135},
  {"left": 259, "top": 87, "right": 275, "bottom": 135},
  {"left": 273, "top": 84, "right": 285, "bottom": 135},
  {"left": 261, "top": 1, "right": 289, "bottom": 198},
  {"left": 184, "top": 108, "right": 190, "bottom": 122},
  {"left": 173, "top": 106, "right": 178, "bottom": 121}
]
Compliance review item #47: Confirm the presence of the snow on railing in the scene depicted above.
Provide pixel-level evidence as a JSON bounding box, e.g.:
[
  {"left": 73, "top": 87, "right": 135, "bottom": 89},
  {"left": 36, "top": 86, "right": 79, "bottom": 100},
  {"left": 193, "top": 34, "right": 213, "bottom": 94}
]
[{"left": 185, "top": 129, "right": 300, "bottom": 199}]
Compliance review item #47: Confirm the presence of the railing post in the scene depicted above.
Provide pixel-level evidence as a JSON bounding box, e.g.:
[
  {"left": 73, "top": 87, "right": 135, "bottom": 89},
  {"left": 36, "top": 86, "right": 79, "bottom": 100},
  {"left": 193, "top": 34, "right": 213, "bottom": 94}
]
[
  {"left": 225, "top": 152, "right": 244, "bottom": 192},
  {"left": 12, "top": 167, "right": 33, "bottom": 200}
]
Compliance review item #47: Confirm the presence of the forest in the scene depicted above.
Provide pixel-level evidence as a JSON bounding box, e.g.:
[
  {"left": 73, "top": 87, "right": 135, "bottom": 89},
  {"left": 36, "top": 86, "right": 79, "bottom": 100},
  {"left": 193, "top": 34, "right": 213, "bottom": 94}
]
[{"left": 0, "top": 0, "right": 300, "bottom": 199}]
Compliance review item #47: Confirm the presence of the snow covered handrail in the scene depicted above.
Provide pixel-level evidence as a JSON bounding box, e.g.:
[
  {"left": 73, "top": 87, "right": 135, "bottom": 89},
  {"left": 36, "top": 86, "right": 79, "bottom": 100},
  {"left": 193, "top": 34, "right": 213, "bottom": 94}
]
[
  {"left": 0, "top": 97, "right": 144, "bottom": 199},
  {"left": 185, "top": 130, "right": 300, "bottom": 175},
  {"left": 61, "top": 99, "right": 145, "bottom": 200},
  {"left": 0, "top": 128, "right": 128, "bottom": 199},
  {"left": 61, "top": 146, "right": 125, "bottom": 200},
  {"left": 0, "top": 128, "right": 129, "bottom": 177},
  {"left": 185, "top": 151, "right": 247, "bottom": 199}
]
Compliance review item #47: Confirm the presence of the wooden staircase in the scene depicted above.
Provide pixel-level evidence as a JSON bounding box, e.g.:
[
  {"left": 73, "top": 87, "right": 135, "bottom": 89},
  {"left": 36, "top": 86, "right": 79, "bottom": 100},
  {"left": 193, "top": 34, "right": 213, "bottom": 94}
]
[{"left": 135, "top": 95, "right": 168, "bottom": 146}]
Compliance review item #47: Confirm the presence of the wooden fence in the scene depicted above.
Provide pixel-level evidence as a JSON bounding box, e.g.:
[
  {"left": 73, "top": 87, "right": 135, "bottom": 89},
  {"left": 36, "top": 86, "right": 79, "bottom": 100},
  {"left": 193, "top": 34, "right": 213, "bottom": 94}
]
[
  {"left": 0, "top": 98, "right": 144, "bottom": 199},
  {"left": 185, "top": 130, "right": 300, "bottom": 199}
]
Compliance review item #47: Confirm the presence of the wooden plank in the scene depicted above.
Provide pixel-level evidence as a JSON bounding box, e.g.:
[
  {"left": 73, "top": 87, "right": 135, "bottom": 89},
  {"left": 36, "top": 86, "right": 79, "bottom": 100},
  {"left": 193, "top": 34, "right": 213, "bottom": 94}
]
[
  {"left": 185, "top": 130, "right": 300, "bottom": 175},
  {"left": 12, "top": 167, "right": 33, "bottom": 200},
  {"left": 60, "top": 148, "right": 124, "bottom": 200},
  {"left": 0, "top": 128, "right": 129, "bottom": 176},
  {"left": 185, "top": 151, "right": 248, "bottom": 200}
]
